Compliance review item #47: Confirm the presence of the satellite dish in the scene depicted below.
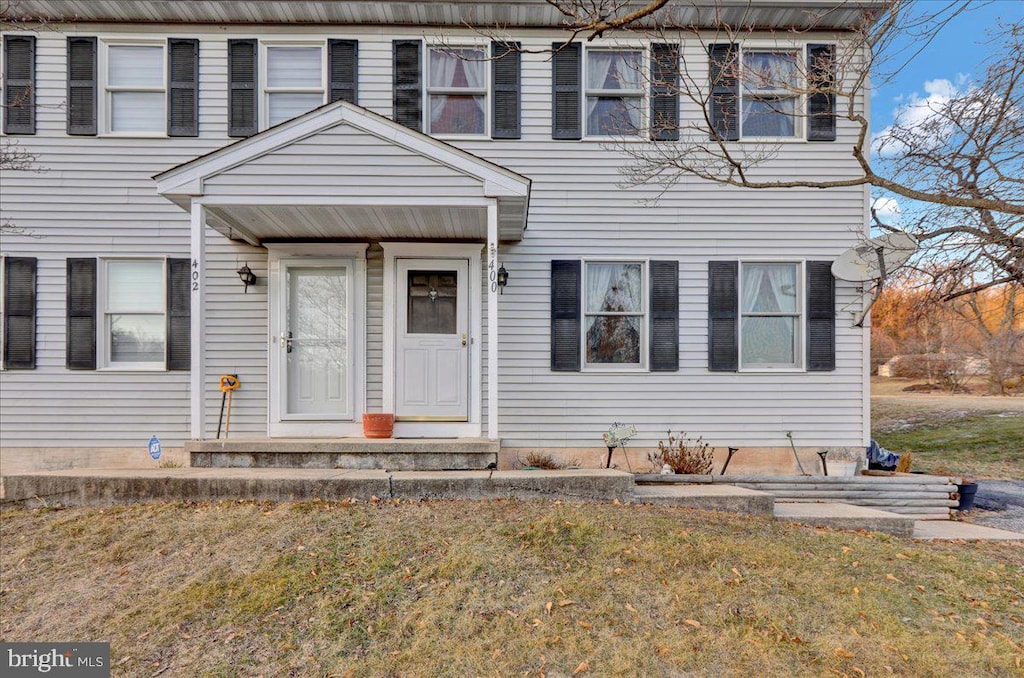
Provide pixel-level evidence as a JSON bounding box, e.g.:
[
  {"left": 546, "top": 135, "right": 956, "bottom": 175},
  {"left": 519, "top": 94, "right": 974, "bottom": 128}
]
[
  {"left": 832, "top": 232, "right": 918, "bottom": 282},
  {"left": 832, "top": 231, "right": 918, "bottom": 328}
]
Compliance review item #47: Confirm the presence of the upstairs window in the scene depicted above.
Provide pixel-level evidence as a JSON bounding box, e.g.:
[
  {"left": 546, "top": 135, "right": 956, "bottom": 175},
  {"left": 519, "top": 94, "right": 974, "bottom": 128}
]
[
  {"left": 740, "top": 50, "right": 801, "bottom": 138},
  {"left": 105, "top": 43, "right": 166, "bottom": 134},
  {"left": 264, "top": 44, "right": 325, "bottom": 128},
  {"left": 427, "top": 47, "right": 487, "bottom": 136},
  {"left": 585, "top": 49, "right": 643, "bottom": 136}
]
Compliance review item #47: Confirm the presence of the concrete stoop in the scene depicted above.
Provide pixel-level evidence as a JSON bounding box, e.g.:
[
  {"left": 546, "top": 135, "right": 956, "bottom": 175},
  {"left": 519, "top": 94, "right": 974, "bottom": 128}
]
[
  {"left": 186, "top": 438, "right": 500, "bottom": 471},
  {"left": 773, "top": 501, "right": 916, "bottom": 537},
  {"left": 0, "top": 468, "right": 634, "bottom": 508},
  {"left": 632, "top": 484, "right": 775, "bottom": 516}
]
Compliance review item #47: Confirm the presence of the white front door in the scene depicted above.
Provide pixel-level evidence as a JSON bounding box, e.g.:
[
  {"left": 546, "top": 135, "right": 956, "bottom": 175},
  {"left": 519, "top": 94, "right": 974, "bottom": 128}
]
[
  {"left": 284, "top": 264, "right": 350, "bottom": 418},
  {"left": 395, "top": 259, "right": 470, "bottom": 421}
]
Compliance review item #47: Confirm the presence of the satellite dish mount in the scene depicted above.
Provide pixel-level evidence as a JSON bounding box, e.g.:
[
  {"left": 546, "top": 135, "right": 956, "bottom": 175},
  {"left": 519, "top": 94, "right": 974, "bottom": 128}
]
[{"left": 831, "top": 232, "right": 918, "bottom": 328}]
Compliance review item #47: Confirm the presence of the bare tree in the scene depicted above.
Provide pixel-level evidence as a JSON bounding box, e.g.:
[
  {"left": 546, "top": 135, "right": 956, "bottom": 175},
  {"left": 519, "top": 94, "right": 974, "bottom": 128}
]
[{"left": 491, "top": 1, "right": 1023, "bottom": 296}]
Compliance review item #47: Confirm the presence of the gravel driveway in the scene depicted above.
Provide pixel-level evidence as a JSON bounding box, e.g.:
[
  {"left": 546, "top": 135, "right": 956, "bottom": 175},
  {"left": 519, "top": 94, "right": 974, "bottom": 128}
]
[{"left": 968, "top": 480, "right": 1024, "bottom": 534}]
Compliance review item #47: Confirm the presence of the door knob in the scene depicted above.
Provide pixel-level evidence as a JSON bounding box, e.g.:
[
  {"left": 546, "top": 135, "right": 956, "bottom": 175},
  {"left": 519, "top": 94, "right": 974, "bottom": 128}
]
[{"left": 461, "top": 332, "right": 467, "bottom": 347}]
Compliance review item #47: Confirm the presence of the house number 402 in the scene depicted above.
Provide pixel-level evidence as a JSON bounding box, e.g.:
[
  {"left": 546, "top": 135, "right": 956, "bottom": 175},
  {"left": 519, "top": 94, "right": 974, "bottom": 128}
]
[{"left": 192, "top": 259, "right": 200, "bottom": 292}]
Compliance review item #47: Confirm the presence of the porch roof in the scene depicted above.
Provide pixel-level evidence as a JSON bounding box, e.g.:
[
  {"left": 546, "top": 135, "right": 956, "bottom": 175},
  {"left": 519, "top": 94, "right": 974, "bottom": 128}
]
[{"left": 154, "top": 100, "right": 531, "bottom": 245}]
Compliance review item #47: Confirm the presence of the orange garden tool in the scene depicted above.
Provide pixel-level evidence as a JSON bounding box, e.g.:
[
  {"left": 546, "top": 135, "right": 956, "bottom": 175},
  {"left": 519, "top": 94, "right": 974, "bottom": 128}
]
[{"left": 216, "top": 374, "right": 240, "bottom": 439}]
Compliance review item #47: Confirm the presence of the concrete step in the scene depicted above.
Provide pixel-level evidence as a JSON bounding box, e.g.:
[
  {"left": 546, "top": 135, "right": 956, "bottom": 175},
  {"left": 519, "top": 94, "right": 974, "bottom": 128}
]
[
  {"left": 0, "top": 468, "right": 633, "bottom": 507},
  {"left": 773, "top": 501, "right": 915, "bottom": 537},
  {"left": 632, "top": 484, "right": 774, "bottom": 516},
  {"left": 186, "top": 438, "right": 499, "bottom": 471}
]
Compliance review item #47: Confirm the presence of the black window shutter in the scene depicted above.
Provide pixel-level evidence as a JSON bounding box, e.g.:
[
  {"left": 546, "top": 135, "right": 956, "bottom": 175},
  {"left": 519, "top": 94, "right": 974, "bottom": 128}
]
[
  {"left": 228, "top": 39, "right": 257, "bottom": 137},
  {"left": 551, "top": 260, "right": 581, "bottom": 371},
  {"left": 708, "top": 261, "right": 738, "bottom": 371},
  {"left": 708, "top": 43, "right": 738, "bottom": 141},
  {"left": 491, "top": 41, "right": 521, "bottom": 139},
  {"left": 328, "top": 39, "right": 358, "bottom": 104},
  {"left": 3, "top": 35, "right": 36, "bottom": 135},
  {"left": 4, "top": 257, "right": 37, "bottom": 369},
  {"left": 66, "top": 36, "right": 97, "bottom": 136},
  {"left": 393, "top": 40, "right": 422, "bottom": 131},
  {"left": 167, "top": 38, "right": 199, "bottom": 137},
  {"left": 807, "top": 44, "right": 837, "bottom": 142},
  {"left": 806, "top": 260, "right": 836, "bottom": 371},
  {"left": 649, "top": 260, "right": 679, "bottom": 371},
  {"left": 66, "top": 258, "right": 97, "bottom": 370},
  {"left": 650, "top": 43, "right": 679, "bottom": 141},
  {"left": 551, "top": 42, "right": 581, "bottom": 140},
  {"left": 166, "top": 258, "right": 191, "bottom": 370}
]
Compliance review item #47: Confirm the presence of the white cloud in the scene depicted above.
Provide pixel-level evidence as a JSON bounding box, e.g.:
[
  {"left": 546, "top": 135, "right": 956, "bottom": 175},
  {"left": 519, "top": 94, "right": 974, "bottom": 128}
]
[
  {"left": 871, "top": 196, "right": 902, "bottom": 226},
  {"left": 871, "top": 75, "right": 971, "bottom": 158}
]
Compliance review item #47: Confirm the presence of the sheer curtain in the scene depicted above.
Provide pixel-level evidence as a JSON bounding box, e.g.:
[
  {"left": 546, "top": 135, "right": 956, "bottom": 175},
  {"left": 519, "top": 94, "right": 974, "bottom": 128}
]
[
  {"left": 429, "top": 48, "right": 485, "bottom": 134},
  {"left": 586, "top": 263, "right": 642, "bottom": 313},
  {"left": 741, "top": 263, "right": 797, "bottom": 313},
  {"left": 741, "top": 263, "right": 798, "bottom": 366},
  {"left": 586, "top": 52, "right": 641, "bottom": 135}
]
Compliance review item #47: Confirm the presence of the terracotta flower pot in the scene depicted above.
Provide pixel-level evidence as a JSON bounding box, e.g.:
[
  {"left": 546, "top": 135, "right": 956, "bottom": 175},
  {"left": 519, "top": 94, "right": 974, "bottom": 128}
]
[{"left": 362, "top": 413, "right": 395, "bottom": 439}]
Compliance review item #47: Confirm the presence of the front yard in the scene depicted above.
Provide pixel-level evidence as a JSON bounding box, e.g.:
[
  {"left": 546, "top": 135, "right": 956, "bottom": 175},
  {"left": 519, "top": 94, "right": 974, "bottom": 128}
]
[
  {"left": 872, "top": 377, "right": 1024, "bottom": 480},
  {"left": 2, "top": 500, "right": 1022, "bottom": 676}
]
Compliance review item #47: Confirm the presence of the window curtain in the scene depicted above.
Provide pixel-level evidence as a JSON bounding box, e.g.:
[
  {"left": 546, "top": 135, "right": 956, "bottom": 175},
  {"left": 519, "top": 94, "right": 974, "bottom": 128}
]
[
  {"left": 741, "top": 263, "right": 796, "bottom": 313},
  {"left": 429, "top": 49, "right": 485, "bottom": 133},
  {"left": 586, "top": 263, "right": 642, "bottom": 312},
  {"left": 586, "top": 52, "right": 641, "bottom": 134}
]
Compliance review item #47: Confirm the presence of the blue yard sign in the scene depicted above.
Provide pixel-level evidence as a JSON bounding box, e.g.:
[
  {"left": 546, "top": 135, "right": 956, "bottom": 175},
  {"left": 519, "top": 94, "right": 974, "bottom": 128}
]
[{"left": 148, "top": 435, "right": 162, "bottom": 461}]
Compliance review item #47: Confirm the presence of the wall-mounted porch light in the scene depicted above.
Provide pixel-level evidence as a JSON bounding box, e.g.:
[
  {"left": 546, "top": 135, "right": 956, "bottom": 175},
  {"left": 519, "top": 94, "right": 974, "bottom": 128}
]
[
  {"left": 236, "top": 263, "right": 257, "bottom": 293},
  {"left": 497, "top": 264, "right": 509, "bottom": 294}
]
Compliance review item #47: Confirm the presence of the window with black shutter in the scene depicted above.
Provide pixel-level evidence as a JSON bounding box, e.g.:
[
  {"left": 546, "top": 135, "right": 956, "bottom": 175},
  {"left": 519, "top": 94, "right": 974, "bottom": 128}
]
[
  {"left": 491, "top": 41, "right": 521, "bottom": 139},
  {"left": 393, "top": 40, "right": 422, "bottom": 131},
  {"left": 67, "top": 37, "right": 97, "bottom": 136},
  {"left": 3, "top": 256, "right": 38, "bottom": 369},
  {"left": 3, "top": 35, "right": 36, "bottom": 135},
  {"left": 228, "top": 39, "right": 258, "bottom": 137},
  {"left": 168, "top": 38, "right": 199, "bottom": 136},
  {"left": 552, "top": 259, "right": 678, "bottom": 372}
]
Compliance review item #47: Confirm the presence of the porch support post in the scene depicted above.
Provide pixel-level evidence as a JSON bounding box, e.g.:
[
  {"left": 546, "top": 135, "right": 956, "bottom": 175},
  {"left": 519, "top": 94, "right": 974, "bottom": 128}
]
[
  {"left": 190, "top": 202, "right": 207, "bottom": 439},
  {"left": 486, "top": 202, "right": 499, "bottom": 441}
]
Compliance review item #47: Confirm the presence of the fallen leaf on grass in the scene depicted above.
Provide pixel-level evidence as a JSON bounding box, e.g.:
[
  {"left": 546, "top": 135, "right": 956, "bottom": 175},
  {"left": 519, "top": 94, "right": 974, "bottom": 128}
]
[
  {"left": 895, "top": 553, "right": 910, "bottom": 560},
  {"left": 573, "top": 660, "right": 590, "bottom": 675},
  {"left": 834, "top": 648, "right": 855, "bottom": 659},
  {"left": 886, "top": 574, "right": 903, "bottom": 584},
  {"left": 578, "top": 621, "right": 592, "bottom": 629},
  {"left": 558, "top": 599, "right": 575, "bottom": 607},
  {"left": 546, "top": 601, "right": 553, "bottom": 615},
  {"left": 684, "top": 620, "right": 702, "bottom": 628}
]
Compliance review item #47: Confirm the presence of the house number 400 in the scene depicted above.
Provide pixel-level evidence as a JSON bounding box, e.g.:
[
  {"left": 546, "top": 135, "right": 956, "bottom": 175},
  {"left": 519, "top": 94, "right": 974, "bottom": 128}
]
[{"left": 488, "top": 245, "right": 497, "bottom": 293}]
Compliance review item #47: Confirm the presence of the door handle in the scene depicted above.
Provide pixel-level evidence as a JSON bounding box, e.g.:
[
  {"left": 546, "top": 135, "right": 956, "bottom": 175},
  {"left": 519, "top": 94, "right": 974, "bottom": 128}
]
[
  {"left": 281, "top": 331, "right": 293, "bottom": 353},
  {"left": 461, "top": 332, "right": 467, "bottom": 347}
]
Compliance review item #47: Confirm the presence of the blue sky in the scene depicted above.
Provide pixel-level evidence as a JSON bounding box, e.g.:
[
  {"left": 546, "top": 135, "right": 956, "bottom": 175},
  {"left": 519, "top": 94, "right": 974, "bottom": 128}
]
[{"left": 871, "top": 0, "right": 1024, "bottom": 135}]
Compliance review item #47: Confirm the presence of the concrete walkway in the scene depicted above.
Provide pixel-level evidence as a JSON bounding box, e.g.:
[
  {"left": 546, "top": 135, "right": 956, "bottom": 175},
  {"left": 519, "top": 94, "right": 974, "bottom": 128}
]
[{"left": 913, "top": 520, "right": 1024, "bottom": 541}]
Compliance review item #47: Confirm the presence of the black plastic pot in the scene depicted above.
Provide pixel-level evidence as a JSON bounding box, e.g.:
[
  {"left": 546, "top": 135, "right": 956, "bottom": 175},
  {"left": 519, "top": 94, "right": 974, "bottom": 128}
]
[{"left": 958, "top": 482, "right": 979, "bottom": 511}]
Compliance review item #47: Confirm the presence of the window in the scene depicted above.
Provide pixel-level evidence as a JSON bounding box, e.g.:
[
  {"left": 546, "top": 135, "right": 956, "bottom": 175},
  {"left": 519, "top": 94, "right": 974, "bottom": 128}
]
[
  {"left": 101, "top": 259, "right": 166, "bottom": 368},
  {"left": 740, "top": 50, "right": 801, "bottom": 138},
  {"left": 264, "top": 44, "right": 325, "bottom": 128},
  {"left": 104, "top": 43, "right": 166, "bottom": 133},
  {"left": 739, "top": 262, "right": 802, "bottom": 369},
  {"left": 427, "top": 47, "right": 486, "bottom": 135},
  {"left": 585, "top": 49, "right": 643, "bottom": 136},
  {"left": 583, "top": 261, "right": 646, "bottom": 368}
]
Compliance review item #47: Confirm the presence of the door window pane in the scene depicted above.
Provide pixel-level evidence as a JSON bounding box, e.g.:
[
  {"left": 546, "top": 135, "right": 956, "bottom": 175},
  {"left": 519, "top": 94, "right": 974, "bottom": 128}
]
[
  {"left": 407, "top": 270, "right": 457, "bottom": 334},
  {"left": 287, "top": 267, "right": 348, "bottom": 416}
]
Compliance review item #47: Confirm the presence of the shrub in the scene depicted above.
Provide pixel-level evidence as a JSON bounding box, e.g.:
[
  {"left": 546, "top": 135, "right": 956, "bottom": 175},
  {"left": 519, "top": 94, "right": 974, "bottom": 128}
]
[
  {"left": 517, "top": 452, "right": 579, "bottom": 470},
  {"left": 649, "top": 431, "right": 714, "bottom": 474}
]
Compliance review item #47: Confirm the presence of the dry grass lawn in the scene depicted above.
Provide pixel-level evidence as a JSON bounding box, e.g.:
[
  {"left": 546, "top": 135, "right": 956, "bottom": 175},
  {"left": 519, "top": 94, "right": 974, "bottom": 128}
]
[{"left": 2, "top": 499, "right": 1023, "bottom": 676}]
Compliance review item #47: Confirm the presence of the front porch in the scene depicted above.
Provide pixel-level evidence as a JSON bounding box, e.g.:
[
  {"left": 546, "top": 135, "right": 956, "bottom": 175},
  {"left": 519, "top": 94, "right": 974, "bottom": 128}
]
[{"left": 154, "top": 100, "right": 531, "bottom": 445}]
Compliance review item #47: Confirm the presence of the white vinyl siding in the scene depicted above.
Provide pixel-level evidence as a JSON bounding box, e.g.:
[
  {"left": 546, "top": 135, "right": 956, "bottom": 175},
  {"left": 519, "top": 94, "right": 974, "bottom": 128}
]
[
  {"left": 0, "top": 26, "right": 868, "bottom": 453},
  {"left": 103, "top": 42, "right": 166, "bottom": 134},
  {"left": 262, "top": 43, "right": 325, "bottom": 128}
]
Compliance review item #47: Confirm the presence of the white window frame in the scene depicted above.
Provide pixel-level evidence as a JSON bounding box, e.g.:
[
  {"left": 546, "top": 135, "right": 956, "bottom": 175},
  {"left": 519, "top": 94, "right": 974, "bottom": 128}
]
[
  {"left": 425, "top": 44, "right": 490, "bottom": 138},
  {"left": 99, "top": 39, "right": 168, "bottom": 137},
  {"left": 260, "top": 40, "right": 327, "bottom": 131},
  {"left": 98, "top": 257, "right": 168, "bottom": 371},
  {"left": 584, "top": 46, "right": 646, "bottom": 139},
  {"left": 737, "top": 259, "right": 805, "bottom": 371},
  {"left": 739, "top": 45, "right": 806, "bottom": 141},
  {"left": 581, "top": 258, "right": 649, "bottom": 371}
]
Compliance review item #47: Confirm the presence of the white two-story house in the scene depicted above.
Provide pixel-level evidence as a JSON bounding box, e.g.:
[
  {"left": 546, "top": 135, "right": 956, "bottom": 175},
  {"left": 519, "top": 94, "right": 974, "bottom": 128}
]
[{"left": 0, "top": 0, "right": 877, "bottom": 472}]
